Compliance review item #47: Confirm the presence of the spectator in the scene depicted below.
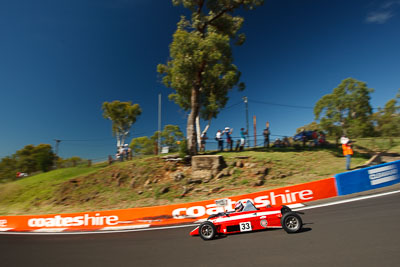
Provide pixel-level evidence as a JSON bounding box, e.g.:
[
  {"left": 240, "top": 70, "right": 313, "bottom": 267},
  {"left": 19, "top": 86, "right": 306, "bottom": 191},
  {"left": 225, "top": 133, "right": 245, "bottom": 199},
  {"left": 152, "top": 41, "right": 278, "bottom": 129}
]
[
  {"left": 200, "top": 132, "right": 208, "bottom": 152},
  {"left": 282, "top": 136, "right": 291, "bottom": 147},
  {"left": 235, "top": 139, "right": 241, "bottom": 151},
  {"left": 273, "top": 138, "right": 282, "bottom": 147},
  {"left": 216, "top": 130, "right": 224, "bottom": 152},
  {"left": 301, "top": 132, "right": 307, "bottom": 147},
  {"left": 118, "top": 146, "right": 124, "bottom": 161},
  {"left": 115, "top": 149, "right": 121, "bottom": 162},
  {"left": 239, "top": 128, "right": 248, "bottom": 151},
  {"left": 341, "top": 135, "right": 353, "bottom": 170},
  {"left": 311, "top": 131, "right": 318, "bottom": 146},
  {"left": 224, "top": 127, "right": 233, "bottom": 151},
  {"left": 318, "top": 132, "right": 326, "bottom": 146},
  {"left": 263, "top": 123, "right": 270, "bottom": 148},
  {"left": 123, "top": 144, "right": 130, "bottom": 160}
]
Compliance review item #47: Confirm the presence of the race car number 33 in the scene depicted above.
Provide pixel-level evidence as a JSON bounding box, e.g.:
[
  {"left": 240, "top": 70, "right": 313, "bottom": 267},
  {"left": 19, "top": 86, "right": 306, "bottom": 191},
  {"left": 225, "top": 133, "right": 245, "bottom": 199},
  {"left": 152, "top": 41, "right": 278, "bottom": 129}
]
[{"left": 239, "top": 222, "right": 252, "bottom": 232}]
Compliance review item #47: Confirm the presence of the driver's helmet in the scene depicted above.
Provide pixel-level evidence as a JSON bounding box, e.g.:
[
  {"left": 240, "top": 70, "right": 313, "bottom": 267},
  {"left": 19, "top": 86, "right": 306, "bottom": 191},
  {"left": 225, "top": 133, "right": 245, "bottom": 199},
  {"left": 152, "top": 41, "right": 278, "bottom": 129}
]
[{"left": 234, "top": 201, "right": 244, "bottom": 212}]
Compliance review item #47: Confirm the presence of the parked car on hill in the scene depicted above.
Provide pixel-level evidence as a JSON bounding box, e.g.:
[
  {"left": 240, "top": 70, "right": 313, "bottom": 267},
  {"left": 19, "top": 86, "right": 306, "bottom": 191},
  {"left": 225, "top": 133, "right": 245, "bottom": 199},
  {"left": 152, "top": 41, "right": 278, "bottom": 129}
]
[{"left": 293, "top": 131, "right": 314, "bottom": 142}]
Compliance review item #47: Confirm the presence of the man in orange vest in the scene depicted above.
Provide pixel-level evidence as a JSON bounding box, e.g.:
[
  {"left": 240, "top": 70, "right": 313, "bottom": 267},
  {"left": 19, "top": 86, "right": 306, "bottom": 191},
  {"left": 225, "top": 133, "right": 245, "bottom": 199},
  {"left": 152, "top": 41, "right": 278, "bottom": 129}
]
[{"left": 341, "top": 136, "right": 353, "bottom": 170}]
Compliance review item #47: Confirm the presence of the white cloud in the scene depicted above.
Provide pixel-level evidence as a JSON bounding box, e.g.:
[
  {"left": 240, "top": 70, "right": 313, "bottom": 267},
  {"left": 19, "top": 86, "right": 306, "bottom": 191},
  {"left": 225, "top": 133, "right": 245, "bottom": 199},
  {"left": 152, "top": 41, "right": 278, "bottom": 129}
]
[
  {"left": 381, "top": 1, "right": 400, "bottom": 9},
  {"left": 365, "top": 1, "right": 400, "bottom": 24},
  {"left": 366, "top": 11, "right": 394, "bottom": 24}
]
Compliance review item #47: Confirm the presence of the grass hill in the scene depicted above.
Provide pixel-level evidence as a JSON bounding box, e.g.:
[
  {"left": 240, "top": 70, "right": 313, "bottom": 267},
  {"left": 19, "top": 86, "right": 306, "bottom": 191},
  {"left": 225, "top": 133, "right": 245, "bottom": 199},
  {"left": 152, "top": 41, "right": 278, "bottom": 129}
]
[{"left": 1, "top": 138, "right": 399, "bottom": 216}]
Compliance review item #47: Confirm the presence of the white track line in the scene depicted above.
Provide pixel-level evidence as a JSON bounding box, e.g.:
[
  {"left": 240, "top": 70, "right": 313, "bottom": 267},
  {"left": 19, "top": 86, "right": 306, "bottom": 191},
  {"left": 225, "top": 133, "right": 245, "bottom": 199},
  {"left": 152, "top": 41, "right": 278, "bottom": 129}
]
[
  {"left": 0, "top": 228, "right": 14, "bottom": 232},
  {"left": 32, "top": 228, "right": 68, "bottom": 233},
  {"left": 100, "top": 224, "right": 150, "bottom": 231},
  {"left": 294, "top": 190, "right": 400, "bottom": 211}
]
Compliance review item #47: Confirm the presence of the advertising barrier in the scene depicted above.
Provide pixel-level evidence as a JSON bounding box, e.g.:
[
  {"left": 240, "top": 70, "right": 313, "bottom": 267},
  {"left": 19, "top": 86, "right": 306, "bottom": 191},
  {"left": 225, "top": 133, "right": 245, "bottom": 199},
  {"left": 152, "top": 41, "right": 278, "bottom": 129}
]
[
  {"left": 0, "top": 178, "right": 337, "bottom": 232},
  {"left": 335, "top": 160, "right": 400, "bottom": 196}
]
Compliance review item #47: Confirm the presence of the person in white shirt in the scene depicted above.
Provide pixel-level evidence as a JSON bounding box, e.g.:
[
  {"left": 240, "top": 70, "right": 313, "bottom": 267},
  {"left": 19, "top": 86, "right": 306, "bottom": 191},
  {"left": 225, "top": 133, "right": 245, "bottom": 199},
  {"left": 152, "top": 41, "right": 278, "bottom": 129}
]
[{"left": 216, "top": 130, "right": 223, "bottom": 152}]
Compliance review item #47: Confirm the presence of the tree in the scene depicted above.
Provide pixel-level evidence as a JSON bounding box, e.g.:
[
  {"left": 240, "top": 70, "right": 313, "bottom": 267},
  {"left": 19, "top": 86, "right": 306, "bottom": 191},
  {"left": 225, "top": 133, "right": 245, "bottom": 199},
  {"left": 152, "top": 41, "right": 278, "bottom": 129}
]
[
  {"left": 130, "top": 136, "right": 154, "bottom": 156},
  {"left": 158, "top": 0, "right": 263, "bottom": 155},
  {"left": 0, "top": 156, "right": 18, "bottom": 182},
  {"left": 15, "top": 145, "right": 37, "bottom": 174},
  {"left": 32, "top": 144, "right": 55, "bottom": 172},
  {"left": 373, "top": 89, "right": 400, "bottom": 137},
  {"left": 296, "top": 121, "right": 320, "bottom": 134},
  {"left": 57, "top": 156, "right": 84, "bottom": 168},
  {"left": 102, "top": 101, "right": 142, "bottom": 148},
  {"left": 130, "top": 125, "right": 185, "bottom": 156},
  {"left": 154, "top": 124, "right": 185, "bottom": 152},
  {"left": 314, "top": 78, "right": 375, "bottom": 138}
]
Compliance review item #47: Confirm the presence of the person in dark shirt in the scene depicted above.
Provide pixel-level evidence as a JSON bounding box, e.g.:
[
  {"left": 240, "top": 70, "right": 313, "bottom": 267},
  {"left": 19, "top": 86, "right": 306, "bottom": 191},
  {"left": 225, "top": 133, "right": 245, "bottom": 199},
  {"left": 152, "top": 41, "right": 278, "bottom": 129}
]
[
  {"left": 263, "top": 123, "right": 270, "bottom": 148},
  {"left": 224, "top": 127, "right": 233, "bottom": 151}
]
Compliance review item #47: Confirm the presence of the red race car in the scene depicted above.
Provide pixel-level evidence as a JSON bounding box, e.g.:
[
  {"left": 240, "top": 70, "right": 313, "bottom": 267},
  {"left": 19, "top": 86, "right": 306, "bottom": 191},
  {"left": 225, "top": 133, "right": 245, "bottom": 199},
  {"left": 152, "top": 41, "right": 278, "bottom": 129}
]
[{"left": 190, "top": 200, "right": 303, "bottom": 240}]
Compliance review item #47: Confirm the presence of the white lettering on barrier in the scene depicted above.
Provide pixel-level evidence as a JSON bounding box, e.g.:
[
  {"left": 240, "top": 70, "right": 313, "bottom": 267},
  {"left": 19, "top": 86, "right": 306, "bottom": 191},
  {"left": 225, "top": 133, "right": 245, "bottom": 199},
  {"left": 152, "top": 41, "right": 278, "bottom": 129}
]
[
  {"left": 0, "top": 219, "right": 7, "bottom": 227},
  {"left": 368, "top": 165, "right": 399, "bottom": 186},
  {"left": 27, "top": 214, "right": 119, "bottom": 228},
  {"left": 172, "top": 189, "right": 315, "bottom": 219}
]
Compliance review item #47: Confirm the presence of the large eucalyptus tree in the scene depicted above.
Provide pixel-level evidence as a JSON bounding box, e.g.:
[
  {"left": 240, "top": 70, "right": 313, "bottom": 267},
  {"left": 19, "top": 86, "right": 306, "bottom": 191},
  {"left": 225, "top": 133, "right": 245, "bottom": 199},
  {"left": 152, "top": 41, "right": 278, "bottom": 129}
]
[{"left": 158, "top": 0, "right": 263, "bottom": 155}]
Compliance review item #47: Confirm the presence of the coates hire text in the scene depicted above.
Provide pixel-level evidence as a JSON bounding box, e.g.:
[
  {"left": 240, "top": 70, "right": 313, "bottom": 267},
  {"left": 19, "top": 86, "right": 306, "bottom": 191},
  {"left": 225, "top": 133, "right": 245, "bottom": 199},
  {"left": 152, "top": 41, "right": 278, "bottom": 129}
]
[
  {"left": 172, "top": 189, "right": 313, "bottom": 219},
  {"left": 28, "top": 213, "right": 119, "bottom": 228}
]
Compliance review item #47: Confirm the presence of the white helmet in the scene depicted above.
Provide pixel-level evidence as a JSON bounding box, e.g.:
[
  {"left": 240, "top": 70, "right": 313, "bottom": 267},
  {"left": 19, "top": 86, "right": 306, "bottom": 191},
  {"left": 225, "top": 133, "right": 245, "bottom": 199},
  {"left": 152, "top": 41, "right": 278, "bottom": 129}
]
[{"left": 234, "top": 201, "right": 244, "bottom": 212}]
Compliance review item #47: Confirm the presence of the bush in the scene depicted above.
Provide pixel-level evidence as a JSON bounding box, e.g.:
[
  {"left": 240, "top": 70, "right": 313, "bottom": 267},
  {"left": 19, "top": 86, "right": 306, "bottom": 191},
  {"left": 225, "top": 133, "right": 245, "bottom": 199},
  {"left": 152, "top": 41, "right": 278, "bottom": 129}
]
[{"left": 179, "top": 139, "right": 188, "bottom": 158}]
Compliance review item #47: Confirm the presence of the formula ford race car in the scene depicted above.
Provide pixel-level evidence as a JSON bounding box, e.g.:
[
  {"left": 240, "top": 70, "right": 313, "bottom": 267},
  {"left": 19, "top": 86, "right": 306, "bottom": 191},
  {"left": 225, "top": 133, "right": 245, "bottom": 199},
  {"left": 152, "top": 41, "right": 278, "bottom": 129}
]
[{"left": 190, "top": 201, "right": 303, "bottom": 240}]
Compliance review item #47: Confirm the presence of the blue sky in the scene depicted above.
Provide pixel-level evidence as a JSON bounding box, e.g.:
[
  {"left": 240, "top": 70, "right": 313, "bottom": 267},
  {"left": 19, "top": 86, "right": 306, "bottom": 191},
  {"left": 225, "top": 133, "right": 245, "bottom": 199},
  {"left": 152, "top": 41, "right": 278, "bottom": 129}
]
[{"left": 1, "top": 0, "right": 399, "bottom": 160}]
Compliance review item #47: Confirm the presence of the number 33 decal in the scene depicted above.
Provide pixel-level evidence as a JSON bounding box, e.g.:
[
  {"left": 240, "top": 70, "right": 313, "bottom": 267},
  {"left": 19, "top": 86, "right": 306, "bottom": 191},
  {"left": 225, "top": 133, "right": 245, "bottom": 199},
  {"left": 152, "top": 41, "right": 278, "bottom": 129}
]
[{"left": 239, "top": 222, "right": 252, "bottom": 232}]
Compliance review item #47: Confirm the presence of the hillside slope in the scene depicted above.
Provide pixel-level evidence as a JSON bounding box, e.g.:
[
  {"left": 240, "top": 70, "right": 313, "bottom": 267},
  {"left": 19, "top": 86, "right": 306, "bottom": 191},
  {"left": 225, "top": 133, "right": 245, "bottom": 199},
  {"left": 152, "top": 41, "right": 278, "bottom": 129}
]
[{"left": 0, "top": 145, "right": 393, "bottom": 216}]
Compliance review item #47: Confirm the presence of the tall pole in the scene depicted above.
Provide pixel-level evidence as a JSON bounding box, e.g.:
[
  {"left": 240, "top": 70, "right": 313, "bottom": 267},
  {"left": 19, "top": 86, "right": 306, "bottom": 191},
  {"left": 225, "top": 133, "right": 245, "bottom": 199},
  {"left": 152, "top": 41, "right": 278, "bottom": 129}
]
[
  {"left": 54, "top": 139, "right": 61, "bottom": 157},
  {"left": 158, "top": 93, "right": 161, "bottom": 154},
  {"left": 243, "top": 96, "right": 249, "bottom": 147}
]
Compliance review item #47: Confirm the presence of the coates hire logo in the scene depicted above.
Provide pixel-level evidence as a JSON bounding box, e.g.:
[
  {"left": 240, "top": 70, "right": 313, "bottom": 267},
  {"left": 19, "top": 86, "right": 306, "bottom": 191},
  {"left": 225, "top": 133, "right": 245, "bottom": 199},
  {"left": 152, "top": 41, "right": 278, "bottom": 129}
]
[
  {"left": 172, "top": 189, "right": 314, "bottom": 219},
  {"left": 28, "top": 213, "right": 119, "bottom": 228},
  {"left": 0, "top": 219, "right": 7, "bottom": 227},
  {"left": 368, "top": 164, "right": 399, "bottom": 186}
]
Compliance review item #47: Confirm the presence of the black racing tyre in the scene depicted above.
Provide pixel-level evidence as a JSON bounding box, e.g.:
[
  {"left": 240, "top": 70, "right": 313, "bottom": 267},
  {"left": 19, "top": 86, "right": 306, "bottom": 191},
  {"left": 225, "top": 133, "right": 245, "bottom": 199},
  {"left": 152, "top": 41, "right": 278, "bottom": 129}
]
[
  {"left": 281, "top": 205, "right": 292, "bottom": 215},
  {"left": 199, "top": 221, "right": 216, "bottom": 240},
  {"left": 281, "top": 212, "right": 302, "bottom": 233}
]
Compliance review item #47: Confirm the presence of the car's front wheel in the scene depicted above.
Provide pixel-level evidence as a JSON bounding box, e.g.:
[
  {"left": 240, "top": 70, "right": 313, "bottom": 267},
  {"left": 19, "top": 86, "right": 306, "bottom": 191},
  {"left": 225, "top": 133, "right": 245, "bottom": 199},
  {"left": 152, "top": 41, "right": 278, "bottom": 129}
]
[
  {"left": 199, "top": 221, "right": 216, "bottom": 240},
  {"left": 281, "top": 212, "right": 302, "bottom": 233}
]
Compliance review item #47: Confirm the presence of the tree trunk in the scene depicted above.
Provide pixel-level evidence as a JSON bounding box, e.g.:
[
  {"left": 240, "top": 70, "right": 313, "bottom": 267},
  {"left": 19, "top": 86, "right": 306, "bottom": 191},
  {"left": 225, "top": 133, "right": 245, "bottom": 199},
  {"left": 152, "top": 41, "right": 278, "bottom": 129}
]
[
  {"left": 187, "top": 87, "right": 200, "bottom": 155},
  {"left": 196, "top": 115, "right": 201, "bottom": 146}
]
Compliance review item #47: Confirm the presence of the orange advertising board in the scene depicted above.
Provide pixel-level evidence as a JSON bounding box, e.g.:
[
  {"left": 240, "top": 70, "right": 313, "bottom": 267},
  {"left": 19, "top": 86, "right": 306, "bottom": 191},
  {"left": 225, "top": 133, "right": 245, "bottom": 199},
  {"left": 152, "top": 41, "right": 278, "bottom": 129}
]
[{"left": 0, "top": 178, "right": 337, "bottom": 232}]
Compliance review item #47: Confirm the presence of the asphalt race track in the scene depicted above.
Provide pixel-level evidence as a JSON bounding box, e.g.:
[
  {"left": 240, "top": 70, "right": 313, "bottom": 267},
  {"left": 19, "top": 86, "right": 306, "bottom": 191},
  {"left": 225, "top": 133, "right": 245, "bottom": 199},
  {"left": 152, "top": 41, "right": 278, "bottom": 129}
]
[{"left": 1, "top": 191, "right": 400, "bottom": 267}]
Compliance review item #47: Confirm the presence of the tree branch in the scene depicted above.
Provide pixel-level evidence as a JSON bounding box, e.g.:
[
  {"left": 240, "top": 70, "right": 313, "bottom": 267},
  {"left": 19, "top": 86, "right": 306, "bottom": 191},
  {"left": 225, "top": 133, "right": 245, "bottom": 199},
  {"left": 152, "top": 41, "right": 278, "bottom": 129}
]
[{"left": 202, "top": 0, "right": 244, "bottom": 31}]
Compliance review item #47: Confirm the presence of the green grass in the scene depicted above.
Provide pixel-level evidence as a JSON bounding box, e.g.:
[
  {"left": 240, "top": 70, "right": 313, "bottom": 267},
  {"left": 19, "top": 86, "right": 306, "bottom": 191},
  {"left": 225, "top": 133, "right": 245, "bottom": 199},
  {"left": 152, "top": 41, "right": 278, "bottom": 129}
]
[
  {"left": 0, "top": 139, "right": 398, "bottom": 216},
  {"left": 352, "top": 137, "right": 400, "bottom": 153},
  {"left": 0, "top": 163, "right": 107, "bottom": 215}
]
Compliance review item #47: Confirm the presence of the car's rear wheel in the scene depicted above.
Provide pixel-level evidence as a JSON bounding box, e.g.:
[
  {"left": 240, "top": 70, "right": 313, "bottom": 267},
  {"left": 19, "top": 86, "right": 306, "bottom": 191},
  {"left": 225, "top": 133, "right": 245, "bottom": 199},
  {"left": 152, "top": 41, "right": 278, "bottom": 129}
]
[
  {"left": 199, "top": 221, "right": 216, "bottom": 240},
  {"left": 281, "top": 212, "right": 302, "bottom": 233}
]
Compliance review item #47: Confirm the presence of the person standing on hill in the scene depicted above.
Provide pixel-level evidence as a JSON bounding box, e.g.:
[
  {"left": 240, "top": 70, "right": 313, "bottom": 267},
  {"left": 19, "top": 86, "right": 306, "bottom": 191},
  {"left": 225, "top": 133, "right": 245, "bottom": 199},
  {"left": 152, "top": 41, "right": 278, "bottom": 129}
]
[
  {"left": 200, "top": 132, "right": 208, "bottom": 152},
  {"left": 263, "top": 123, "right": 270, "bottom": 148},
  {"left": 341, "top": 136, "right": 354, "bottom": 170},
  {"left": 224, "top": 127, "right": 233, "bottom": 151},
  {"left": 216, "top": 130, "right": 224, "bottom": 152},
  {"left": 239, "top": 128, "right": 248, "bottom": 151}
]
